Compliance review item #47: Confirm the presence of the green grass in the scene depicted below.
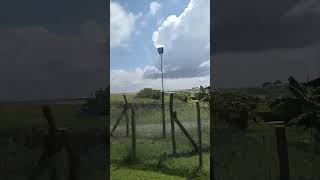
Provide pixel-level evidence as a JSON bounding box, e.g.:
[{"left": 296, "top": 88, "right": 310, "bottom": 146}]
[
  {"left": 110, "top": 93, "right": 210, "bottom": 179},
  {"left": 110, "top": 94, "right": 209, "bottom": 125},
  {"left": 0, "top": 102, "right": 107, "bottom": 179},
  {"left": 210, "top": 85, "right": 320, "bottom": 179},
  {"left": 212, "top": 118, "right": 320, "bottom": 180},
  {"left": 0, "top": 103, "right": 107, "bottom": 130},
  {"left": 111, "top": 165, "right": 186, "bottom": 180},
  {"left": 2, "top": 89, "right": 319, "bottom": 179}
]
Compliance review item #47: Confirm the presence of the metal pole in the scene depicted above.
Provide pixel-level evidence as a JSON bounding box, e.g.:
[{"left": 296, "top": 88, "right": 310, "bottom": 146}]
[
  {"left": 160, "top": 54, "right": 164, "bottom": 92},
  {"left": 160, "top": 53, "right": 166, "bottom": 138},
  {"left": 161, "top": 92, "right": 166, "bottom": 138}
]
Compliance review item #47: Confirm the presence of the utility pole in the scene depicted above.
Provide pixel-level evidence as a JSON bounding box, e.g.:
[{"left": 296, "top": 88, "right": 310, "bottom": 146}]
[{"left": 158, "top": 47, "right": 166, "bottom": 138}]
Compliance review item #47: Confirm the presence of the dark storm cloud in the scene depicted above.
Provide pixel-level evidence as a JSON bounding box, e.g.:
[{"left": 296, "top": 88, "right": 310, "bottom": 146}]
[
  {"left": 0, "top": 0, "right": 108, "bottom": 101},
  {"left": 212, "top": 45, "right": 320, "bottom": 88},
  {"left": 0, "top": 0, "right": 107, "bottom": 36},
  {"left": 211, "top": 0, "right": 320, "bottom": 88},
  {"left": 213, "top": 0, "right": 320, "bottom": 53}
]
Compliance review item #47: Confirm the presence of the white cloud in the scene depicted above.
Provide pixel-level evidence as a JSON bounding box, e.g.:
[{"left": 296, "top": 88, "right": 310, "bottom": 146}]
[
  {"left": 199, "top": 60, "right": 210, "bottom": 68},
  {"left": 110, "top": 1, "right": 141, "bottom": 48},
  {"left": 150, "top": 0, "right": 210, "bottom": 79},
  {"left": 111, "top": 68, "right": 209, "bottom": 93},
  {"left": 149, "top": 2, "right": 161, "bottom": 16},
  {"left": 139, "top": 2, "right": 161, "bottom": 27},
  {"left": 110, "top": 0, "right": 210, "bottom": 93}
]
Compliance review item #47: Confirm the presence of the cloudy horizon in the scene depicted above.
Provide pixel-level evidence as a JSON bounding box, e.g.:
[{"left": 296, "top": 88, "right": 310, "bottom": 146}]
[
  {"left": 211, "top": 0, "right": 320, "bottom": 88},
  {"left": 0, "top": 0, "right": 108, "bottom": 101},
  {"left": 110, "top": 0, "right": 210, "bottom": 93}
]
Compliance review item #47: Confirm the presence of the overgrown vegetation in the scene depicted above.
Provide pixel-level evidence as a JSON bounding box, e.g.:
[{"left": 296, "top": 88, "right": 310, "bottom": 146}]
[
  {"left": 136, "top": 88, "right": 161, "bottom": 100},
  {"left": 85, "top": 88, "right": 108, "bottom": 115},
  {"left": 192, "top": 86, "right": 210, "bottom": 103},
  {"left": 211, "top": 76, "right": 320, "bottom": 180},
  {"left": 174, "top": 91, "right": 191, "bottom": 102},
  {"left": 256, "top": 76, "right": 320, "bottom": 142}
]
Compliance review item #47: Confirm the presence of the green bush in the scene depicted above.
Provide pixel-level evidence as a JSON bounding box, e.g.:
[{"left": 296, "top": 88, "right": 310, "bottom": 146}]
[
  {"left": 85, "top": 88, "right": 108, "bottom": 115},
  {"left": 136, "top": 88, "right": 160, "bottom": 100},
  {"left": 193, "top": 86, "right": 210, "bottom": 102},
  {"left": 174, "top": 91, "right": 191, "bottom": 102}
]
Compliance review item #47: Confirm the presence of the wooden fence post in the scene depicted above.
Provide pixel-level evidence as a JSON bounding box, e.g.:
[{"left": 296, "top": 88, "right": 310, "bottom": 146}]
[
  {"left": 43, "top": 105, "right": 57, "bottom": 180},
  {"left": 110, "top": 109, "right": 126, "bottom": 136},
  {"left": 63, "top": 132, "right": 76, "bottom": 180},
  {"left": 106, "top": 86, "right": 110, "bottom": 180},
  {"left": 123, "top": 95, "right": 130, "bottom": 137},
  {"left": 162, "top": 91, "right": 166, "bottom": 138},
  {"left": 210, "top": 87, "right": 216, "bottom": 180},
  {"left": 262, "top": 136, "right": 273, "bottom": 180},
  {"left": 131, "top": 106, "right": 136, "bottom": 159},
  {"left": 169, "top": 94, "right": 177, "bottom": 155},
  {"left": 42, "top": 105, "right": 56, "bottom": 139},
  {"left": 275, "top": 125, "right": 289, "bottom": 180},
  {"left": 310, "top": 128, "right": 313, "bottom": 144},
  {"left": 196, "top": 102, "right": 203, "bottom": 168},
  {"left": 30, "top": 105, "right": 76, "bottom": 180},
  {"left": 173, "top": 112, "right": 199, "bottom": 152}
]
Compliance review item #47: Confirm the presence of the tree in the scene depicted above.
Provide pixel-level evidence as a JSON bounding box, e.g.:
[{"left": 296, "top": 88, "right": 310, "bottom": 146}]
[
  {"left": 136, "top": 88, "right": 160, "bottom": 100},
  {"left": 257, "top": 76, "right": 320, "bottom": 141},
  {"left": 192, "top": 86, "right": 210, "bottom": 102},
  {"left": 262, "top": 82, "right": 272, "bottom": 88},
  {"left": 175, "top": 91, "right": 191, "bottom": 102},
  {"left": 274, "top": 80, "right": 282, "bottom": 85},
  {"left": 285, "top": 76, "right": 320, "bottom": 131}
]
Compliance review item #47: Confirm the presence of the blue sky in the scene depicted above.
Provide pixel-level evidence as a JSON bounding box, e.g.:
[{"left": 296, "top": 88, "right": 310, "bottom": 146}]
[
  {"left": 111, "top": 0, "right": 188, "bottom": 70},
  {"left": 110, "top": 0, "right": 210, "bottom": 93}
]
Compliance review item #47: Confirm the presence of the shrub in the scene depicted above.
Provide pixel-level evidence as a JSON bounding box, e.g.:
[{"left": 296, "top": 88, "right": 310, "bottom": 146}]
[
  {"left": 174, "top": 91, "right": 191, "bottom": 102},
  {"left": 193, "top": 86, "right": 210, "bottom": 102},
  {"left": 136, "top": 88, "right": 160, "bottom": 100}
]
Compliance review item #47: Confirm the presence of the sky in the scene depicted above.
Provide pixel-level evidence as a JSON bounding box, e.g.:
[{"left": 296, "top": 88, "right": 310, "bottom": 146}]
[
  {"left": 211, "top": 0, "right": 320, "bottom": 88},
  {"left": 1, "top": 0, "right": 319, "bottom": 100},
  {"left": 0, "top": 0, "right": 108, "bottom": 101},
  {"left": 110, "top": 0, "right": 210, "bottom": 93}
]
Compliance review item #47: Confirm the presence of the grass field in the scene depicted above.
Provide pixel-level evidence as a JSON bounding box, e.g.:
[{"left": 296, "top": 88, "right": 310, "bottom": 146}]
[
  {"left": 212, "top": 86, "right": 320, "bottom": 180},
  {"left": 212, "top": 122, "right": 320, "bottom": 180},
  {"left": 0, "top": 102, "right": 107, "bottom": 179},
  {"left": 1, "top": 87, "right": 319, "bottom": 180},
  {"left": 110, "top": 93, "right": 210, "bottom": 180}
]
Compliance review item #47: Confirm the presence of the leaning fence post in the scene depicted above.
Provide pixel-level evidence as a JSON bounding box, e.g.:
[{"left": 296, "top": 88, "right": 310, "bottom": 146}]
[
  {"left": 173, "top": 112, "right": 199, "bottom": 152},
  {"left": 123, "top": 95, "right": 130, "bottom": 137},
  {"left": 110, "top": 110, "right": 126, "bottom": 136},
  {"left": 64, "top": 132, "right": 76, "bottom": 180},
  {"left": 196, "top": 101, "right": 203, "bottom": 168},
  {"left": 42, "top": 105, "right": 56, "bottom": 139},
  {"left": 169, "top": 94, "right": 177, "bottom": 155},
  {"left": 131, "top": 105, "right": 136, "bottom": 159}
]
